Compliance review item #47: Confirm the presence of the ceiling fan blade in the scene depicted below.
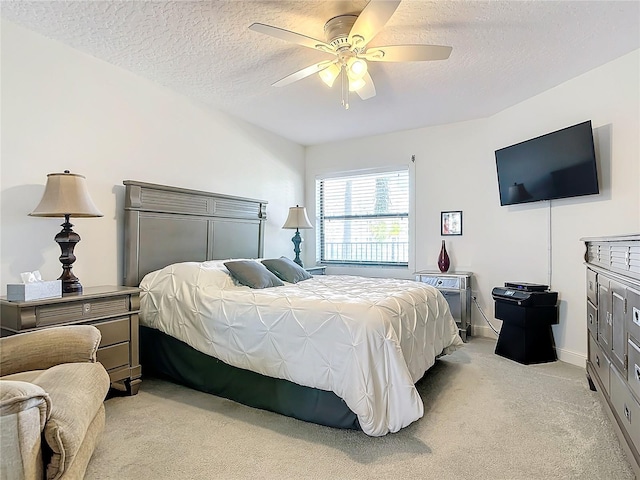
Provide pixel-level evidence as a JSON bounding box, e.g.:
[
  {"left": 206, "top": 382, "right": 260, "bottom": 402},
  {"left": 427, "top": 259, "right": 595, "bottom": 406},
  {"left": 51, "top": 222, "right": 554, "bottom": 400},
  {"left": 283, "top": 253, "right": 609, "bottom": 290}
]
[
  {"left": 249, "top": 23, "right": 334, "bottom": 52},
  {"left": 348, "top": 0, "right": 401, "bottom": 49},
  {"left": 355, "top": 72, "right": 376, "bottom": 100},
  {"left": 364, "top": 45, "right": 452, "bottom": 62},
  {"left": 272, "top": 61, "right": 335, "bottom": 87}
]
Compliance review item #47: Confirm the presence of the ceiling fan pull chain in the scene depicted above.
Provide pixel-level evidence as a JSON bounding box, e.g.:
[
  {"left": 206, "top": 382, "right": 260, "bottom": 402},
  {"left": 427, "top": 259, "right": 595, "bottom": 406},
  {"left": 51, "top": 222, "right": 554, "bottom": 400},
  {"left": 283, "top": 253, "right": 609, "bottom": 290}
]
[{"left": 341, "top": 65, "right": 349, "bottom": 110}]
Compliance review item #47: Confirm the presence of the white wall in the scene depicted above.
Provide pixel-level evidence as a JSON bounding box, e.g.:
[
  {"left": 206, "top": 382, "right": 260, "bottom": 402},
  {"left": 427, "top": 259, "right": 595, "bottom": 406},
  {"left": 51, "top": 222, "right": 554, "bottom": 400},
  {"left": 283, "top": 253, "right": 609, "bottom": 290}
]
[
  {"left": 306, "top": 49, "right": 640, "bottom": 366},
  {"left": 0, "top": 20, "right": 306, "bottom": 291}
]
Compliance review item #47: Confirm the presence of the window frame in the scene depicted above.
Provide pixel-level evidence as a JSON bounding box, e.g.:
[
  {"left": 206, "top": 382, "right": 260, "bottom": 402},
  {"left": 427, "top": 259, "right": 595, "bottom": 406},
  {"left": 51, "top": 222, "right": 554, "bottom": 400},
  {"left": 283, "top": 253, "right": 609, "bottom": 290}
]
[{"left": 316, "top": 167, "right": 410, "bottom": 267}]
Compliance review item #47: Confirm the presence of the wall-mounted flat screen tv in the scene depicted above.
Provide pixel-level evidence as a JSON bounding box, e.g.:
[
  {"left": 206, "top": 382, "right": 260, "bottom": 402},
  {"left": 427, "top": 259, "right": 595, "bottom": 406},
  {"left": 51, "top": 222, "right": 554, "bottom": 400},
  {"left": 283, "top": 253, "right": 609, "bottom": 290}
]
[{"left": 495, "top": 120, "right": 599, "bottom": 206}]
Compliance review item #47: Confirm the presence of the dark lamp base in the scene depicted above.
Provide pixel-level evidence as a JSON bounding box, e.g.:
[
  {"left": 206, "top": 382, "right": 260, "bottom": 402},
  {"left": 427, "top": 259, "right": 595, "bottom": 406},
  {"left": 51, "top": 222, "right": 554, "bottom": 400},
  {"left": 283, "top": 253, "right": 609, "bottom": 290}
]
[
  {"left": 62, "top": 279, "right": 83, "bottom": 295},
  {"left": 291, "top": 229, "right": 304, "bottom": 268},
  {"left": 55, "top": 215, "right": 84, "bottom": 296}
]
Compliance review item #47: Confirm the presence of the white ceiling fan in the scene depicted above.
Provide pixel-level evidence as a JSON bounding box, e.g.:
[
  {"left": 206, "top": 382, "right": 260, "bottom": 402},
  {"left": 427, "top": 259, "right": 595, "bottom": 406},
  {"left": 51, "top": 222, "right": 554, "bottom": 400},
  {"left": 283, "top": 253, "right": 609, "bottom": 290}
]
[{"left": 249, "top": 0, "right": 452, "bottom": 109}]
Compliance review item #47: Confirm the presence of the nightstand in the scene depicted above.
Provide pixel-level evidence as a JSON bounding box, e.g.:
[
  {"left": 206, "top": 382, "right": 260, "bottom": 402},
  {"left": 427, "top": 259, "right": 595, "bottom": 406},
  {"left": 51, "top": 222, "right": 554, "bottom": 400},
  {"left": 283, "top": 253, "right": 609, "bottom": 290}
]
[
  {"left": 1, "top": 285, "right": 142, "bottom": 395},
  {"left": 305, "top": 266, "right": 326, "bottom": 275},
  {"left": 415, "top": 271, "right": 472, "bottom": 341}
]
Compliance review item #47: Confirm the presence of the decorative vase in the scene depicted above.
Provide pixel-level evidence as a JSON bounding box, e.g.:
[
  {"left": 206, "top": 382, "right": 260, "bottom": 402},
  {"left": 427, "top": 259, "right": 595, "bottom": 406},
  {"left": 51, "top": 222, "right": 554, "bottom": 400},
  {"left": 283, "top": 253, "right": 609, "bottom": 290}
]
[{"left": 438, "top": 240, "right": 450, "bottom": 273}]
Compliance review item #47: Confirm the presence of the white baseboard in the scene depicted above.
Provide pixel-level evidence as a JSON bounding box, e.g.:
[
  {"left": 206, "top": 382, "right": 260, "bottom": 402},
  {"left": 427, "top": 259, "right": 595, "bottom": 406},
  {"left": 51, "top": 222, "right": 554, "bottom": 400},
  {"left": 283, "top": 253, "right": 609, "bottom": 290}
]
[
  {"left": 555, "top": 347, "right": 586, "bottom": 368},
  {"left": 471, "top": 324, "right": 499, "bottom": 340},
  {"left": 470, "top": 326, "right": 587, "bottom": 367}
]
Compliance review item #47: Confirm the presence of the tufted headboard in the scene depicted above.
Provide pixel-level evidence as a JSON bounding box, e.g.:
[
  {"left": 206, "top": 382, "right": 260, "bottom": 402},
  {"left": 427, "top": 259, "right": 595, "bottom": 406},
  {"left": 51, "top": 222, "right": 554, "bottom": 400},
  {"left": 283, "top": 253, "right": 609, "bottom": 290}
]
[{"left": 123, "top": 180, "right": 268, "bottom": 286}]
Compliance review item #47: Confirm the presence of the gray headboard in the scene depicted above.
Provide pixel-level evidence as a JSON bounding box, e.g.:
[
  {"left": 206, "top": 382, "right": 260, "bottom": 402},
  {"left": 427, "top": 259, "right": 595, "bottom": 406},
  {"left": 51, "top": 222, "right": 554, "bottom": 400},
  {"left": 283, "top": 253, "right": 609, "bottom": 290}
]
[{"left": 123, "top": 180, "right": 268, "bottom": 286}]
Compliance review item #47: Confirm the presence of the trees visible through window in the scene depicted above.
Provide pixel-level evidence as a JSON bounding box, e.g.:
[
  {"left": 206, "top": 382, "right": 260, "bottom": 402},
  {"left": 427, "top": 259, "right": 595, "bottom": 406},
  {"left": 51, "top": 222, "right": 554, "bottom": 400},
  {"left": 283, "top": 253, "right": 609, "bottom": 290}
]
[{"left": 316, "top": 169, "right": 409, "bottom": 266}]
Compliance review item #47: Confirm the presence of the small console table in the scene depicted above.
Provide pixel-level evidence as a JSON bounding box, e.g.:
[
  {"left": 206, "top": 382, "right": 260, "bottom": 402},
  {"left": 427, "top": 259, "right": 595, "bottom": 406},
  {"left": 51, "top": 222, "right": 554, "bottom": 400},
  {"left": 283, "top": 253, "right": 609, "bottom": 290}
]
[{"left": 415, "top": 271, "right": 472, "bottom": 341}]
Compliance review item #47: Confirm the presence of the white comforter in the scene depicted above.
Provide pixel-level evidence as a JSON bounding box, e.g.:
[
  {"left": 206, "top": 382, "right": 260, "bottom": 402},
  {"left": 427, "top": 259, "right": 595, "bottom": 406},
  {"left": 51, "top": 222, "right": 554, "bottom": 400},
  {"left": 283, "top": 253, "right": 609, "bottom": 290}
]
[{"left": 139, "top": 260, "right": 463, "bottom": 436}]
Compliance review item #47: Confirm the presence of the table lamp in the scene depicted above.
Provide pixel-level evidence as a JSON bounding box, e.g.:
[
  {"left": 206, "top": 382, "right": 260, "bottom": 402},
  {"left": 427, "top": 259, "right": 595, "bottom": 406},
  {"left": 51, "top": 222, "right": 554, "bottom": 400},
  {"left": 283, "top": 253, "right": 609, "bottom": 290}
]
[
  {"left": 30, "top": 171, "right": 103, "bottom": 294},
  {"left": 282, "top": 205, "right": 313, "bottom": 267}
]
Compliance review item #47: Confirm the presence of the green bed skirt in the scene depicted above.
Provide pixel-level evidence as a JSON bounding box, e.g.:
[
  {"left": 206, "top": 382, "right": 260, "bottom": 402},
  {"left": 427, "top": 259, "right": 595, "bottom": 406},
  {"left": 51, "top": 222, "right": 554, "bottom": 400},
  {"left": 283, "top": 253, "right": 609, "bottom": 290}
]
[{"left": 140, "top": 326, "right": 360, "bottom": 430}]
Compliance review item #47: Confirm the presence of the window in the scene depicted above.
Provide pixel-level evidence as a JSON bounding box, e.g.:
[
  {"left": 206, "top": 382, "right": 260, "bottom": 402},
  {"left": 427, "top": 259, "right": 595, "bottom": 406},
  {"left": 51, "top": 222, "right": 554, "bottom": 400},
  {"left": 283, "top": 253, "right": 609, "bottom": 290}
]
[{"left": 316, "top": 169, "right": 409, "bottom": 266}]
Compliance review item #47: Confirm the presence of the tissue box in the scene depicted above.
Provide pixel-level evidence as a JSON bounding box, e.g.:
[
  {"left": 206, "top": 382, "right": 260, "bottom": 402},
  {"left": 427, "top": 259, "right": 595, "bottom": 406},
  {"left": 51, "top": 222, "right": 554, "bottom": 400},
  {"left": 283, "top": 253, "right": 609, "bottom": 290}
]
[{"left": 7, "top": 280, "right": 62, "bottom": 302}]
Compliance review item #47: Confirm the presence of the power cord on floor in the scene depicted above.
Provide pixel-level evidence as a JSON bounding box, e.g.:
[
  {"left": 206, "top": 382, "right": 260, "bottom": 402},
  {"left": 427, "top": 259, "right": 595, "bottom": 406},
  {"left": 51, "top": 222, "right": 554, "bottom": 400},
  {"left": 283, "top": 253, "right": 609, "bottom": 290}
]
[{"left": 472, "top": 295, "right": 500, "bottom": 336}]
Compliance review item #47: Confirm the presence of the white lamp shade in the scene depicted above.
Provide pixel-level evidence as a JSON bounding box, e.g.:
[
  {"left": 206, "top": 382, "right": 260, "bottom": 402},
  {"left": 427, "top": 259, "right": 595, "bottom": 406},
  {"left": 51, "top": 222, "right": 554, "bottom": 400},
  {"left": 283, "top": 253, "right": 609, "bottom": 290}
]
[
  {"left": 30, "top": 172, "right": 103, "bottom": 217},
  {"left": 346, "top": 57, "right": 367, "bottom": 81},
  {"left": 319, "top": 63, "right": 341, "bottom": 87},
  {"left": 282, "top": 206, "right": 313, "bottom": 229},
  {"left": 349, "top": 78, "right": 366, "bottom": 91}
]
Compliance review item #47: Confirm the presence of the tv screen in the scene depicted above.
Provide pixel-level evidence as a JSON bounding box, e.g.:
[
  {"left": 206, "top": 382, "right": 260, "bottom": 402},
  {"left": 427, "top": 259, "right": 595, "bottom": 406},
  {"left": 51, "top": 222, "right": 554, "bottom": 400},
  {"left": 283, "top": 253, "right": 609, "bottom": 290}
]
[{"left": 495, "top": 121, "right": 599, "bottom": 206}]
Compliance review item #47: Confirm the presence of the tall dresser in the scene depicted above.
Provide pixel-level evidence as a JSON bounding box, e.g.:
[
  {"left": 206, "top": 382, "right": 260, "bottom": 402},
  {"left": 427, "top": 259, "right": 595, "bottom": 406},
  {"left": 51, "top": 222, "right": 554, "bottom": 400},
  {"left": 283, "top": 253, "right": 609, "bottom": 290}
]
[{"left": 582, "top": 234, "right": 640, "bottom": 477}]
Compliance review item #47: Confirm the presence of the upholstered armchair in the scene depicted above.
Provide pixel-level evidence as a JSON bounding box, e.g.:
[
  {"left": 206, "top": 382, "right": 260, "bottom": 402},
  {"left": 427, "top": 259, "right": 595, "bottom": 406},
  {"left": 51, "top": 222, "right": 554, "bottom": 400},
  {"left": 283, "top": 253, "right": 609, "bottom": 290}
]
[{"left": 0, "top": 325, "right": 110, "bottom": 480}]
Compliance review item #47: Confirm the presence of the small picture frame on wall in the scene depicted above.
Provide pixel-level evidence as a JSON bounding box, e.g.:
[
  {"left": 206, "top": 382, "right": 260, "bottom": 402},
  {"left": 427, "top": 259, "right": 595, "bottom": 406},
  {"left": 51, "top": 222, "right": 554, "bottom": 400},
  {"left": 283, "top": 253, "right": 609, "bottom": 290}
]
[{"left": 441, "top": 211, "right": 462, "bottom": 236}]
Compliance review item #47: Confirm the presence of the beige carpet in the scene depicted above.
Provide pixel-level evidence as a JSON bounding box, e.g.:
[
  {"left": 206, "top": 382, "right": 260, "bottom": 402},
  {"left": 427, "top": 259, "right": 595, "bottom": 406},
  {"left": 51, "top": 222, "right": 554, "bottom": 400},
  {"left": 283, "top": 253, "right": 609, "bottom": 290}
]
[{"left": 85, "top": 338, "right": 635, "bottom": 479}]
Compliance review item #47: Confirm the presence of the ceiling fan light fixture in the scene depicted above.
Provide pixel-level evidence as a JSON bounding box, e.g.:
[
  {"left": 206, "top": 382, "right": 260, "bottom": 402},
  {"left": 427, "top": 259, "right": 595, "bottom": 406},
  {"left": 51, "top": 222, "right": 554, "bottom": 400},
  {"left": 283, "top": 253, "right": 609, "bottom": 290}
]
[
  {"left": 348, "top": 78, "right": 366, "bottom": 92},
  {"left": 250, "top": 1, "right": 452, "bottom": 110},
  {"left": 319, "top": 63, "right": 341, "bottom": 87},
  {"left": 346, "top": 57, "right": 368, "bottom": 81}
]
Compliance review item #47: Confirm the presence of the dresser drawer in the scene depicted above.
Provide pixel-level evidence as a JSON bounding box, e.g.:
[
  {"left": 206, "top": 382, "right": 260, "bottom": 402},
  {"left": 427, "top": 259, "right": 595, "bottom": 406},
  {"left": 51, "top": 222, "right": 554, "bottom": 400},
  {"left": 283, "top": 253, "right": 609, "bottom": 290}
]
[
  {"left": 610, "top": 365, "right": 640, "bottom": 452},
  {"left": 417, "top": 275, "right": 461, "bottom": 289},
  {"left": 36, "top": 296, "right": 130, "bottom": 327},
  {"left": 589, "top": 333, "right": 610, "bottom": 395},
  {"left": 587, "top": 268, "right": 598, "bottom": 305},
  {"left": 628, "top": 287, "right": 640, "bottom": 344},
  {"left": 628, "top": 338, "right": 640, "bottom": 402},
  {"left": 94, "top": 317, "right": 130, "bottom": 347},
  {"left": 97, "top": 342, "right": 130, "bottom": 371},
  {"left": 587, "top": 300, "right": 597, "bottom": 338}
]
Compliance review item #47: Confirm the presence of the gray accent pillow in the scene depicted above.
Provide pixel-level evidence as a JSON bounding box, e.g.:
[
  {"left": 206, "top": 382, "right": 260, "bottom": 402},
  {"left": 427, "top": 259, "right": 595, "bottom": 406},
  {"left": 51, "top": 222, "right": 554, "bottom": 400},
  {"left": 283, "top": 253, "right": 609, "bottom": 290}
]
[
  {"left": 224, "top": 260, "right": 284, "bottom": 289},
  {"left": 261, "top": 257, "right": 313, "bottom": 284}
]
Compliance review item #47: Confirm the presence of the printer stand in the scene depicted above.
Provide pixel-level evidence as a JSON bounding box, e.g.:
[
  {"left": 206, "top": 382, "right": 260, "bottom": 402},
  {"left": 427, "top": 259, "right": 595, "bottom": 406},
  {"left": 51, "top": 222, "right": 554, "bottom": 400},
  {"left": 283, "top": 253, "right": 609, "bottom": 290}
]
[{"left": 494, "top": 301, "right": 558, "bottom": 365}]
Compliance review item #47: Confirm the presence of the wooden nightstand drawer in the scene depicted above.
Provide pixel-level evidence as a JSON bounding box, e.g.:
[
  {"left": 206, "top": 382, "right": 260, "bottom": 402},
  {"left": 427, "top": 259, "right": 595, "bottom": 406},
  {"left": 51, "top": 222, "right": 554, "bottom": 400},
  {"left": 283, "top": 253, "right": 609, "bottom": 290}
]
[
  {"left": 37, "top": 296, "right": 129, "bottom": 327},
  {"left": 98, "top": 342, "right": 130, "bottom": 371},
  {"left": 95, "top": 317, "right": 130, "bottom": 347}
]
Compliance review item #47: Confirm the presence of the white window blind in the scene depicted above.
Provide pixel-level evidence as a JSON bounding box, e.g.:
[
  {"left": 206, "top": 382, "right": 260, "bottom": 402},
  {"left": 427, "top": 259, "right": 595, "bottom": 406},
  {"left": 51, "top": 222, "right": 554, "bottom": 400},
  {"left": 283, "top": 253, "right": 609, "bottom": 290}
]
[{"left": 316, "top": 169, "right": 409, "bottom": 266}]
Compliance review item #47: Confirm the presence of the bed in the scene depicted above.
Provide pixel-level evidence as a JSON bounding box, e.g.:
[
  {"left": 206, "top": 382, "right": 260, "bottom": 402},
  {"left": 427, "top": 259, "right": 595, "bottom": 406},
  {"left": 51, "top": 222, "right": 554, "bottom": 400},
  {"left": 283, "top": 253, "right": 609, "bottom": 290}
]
[{"left": 123, "top": 180, "right": 463, "bottom": 436}]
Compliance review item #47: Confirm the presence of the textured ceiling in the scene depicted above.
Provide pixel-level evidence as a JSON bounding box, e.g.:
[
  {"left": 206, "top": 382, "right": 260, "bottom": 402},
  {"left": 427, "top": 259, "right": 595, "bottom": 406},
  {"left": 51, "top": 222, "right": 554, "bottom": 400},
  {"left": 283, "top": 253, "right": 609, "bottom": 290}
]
[{"left": 1, "top": 1, "right": 639, "bottom": 146}]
